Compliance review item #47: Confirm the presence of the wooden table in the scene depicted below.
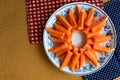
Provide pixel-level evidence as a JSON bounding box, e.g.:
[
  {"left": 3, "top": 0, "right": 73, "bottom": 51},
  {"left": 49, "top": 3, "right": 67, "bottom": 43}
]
[{"left": 0, "top": 0, "right": 119, "bottom": 80}]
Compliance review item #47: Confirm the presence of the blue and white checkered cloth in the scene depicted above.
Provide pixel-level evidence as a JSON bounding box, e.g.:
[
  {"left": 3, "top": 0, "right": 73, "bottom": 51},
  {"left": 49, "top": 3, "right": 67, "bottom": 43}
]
[{"left": 84, "top": 1, "right": 120, "bottom": 80}]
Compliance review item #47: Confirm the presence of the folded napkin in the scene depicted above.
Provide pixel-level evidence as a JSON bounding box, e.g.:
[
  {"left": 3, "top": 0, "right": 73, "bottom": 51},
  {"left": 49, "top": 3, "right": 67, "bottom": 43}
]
[
  {"left": 84, "top": 1, "right": 120, "bottom": 80},
  {"left": 26, "top": 0, "right": 104, "bottom": 44}
]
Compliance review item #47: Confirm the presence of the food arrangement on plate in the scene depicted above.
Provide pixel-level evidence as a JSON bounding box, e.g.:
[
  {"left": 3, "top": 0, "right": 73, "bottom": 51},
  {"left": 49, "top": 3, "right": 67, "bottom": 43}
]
[{"left": 43, "top": 2, "right": 116, "bottom": 75}]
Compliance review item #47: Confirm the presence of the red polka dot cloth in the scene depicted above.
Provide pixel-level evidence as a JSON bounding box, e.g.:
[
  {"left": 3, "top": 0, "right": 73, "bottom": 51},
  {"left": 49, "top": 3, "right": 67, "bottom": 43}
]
[{"left": 26, "top": 0, "right": 104, "bottom": 44}]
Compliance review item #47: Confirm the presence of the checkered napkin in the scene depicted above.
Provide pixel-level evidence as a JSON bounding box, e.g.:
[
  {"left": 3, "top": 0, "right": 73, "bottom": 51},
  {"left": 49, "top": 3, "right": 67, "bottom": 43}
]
[
  {"left": 84, "top": 1, "right": 120, "bottom": 80},
  {"left": 26, "top": 0, "right": 104, "bottom": 44}
]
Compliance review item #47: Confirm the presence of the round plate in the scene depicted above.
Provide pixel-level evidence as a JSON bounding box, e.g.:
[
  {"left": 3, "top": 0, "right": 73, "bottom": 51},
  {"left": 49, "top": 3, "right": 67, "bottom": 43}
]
[{"left": 43, "top": 2, "right": 116, "bottom": 76}]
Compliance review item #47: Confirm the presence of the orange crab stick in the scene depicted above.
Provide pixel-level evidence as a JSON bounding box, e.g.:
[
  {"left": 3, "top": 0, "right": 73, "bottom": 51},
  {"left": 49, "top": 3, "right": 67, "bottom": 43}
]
[
  {"left": 55, "top": 45, "right": 72, "bottom": 57},
  {"left": 93, "top": 35, "right": 111, "bottom": 43},
  {"left": 91, "top": 49, "right": 99, "bottom": 61},
  {"left": 67, "top": 8, "right": 77, "bottom": 28},
  {"left": 85, "top": 50, "right": 99, "bottom": 67},
  {"left": 79, "top": 49, "right": 86, "bottom": 69},
  {"left": 75, "top": 5, "right": 82, "bottom": 24},
  {"left": 91, "top": 17, "right": 107, "bottom": 32},
  {"left": 92, "top": 34, "right": 105, "bottom": 38},
  {"left": 85, "top": 8, "right": 95, "bottom": 26},
  {"left": 87, "top": 31, "right": 100, "bottom": 38},
  {"left": 84, "top": 18, "right": 95, "bottom": 33},
  {"left": 86, "top": 57, "right": 94, "bottom": 66},
  {"left": 48, "top": 42, "right": 69, "bottom": 53},
  {"left": 45, "top": 27, "right": 65, "bottom": 39},
  {"left": 93, "top": 44, "right": 114, "bottom": 53},
  {"left": 56, "top": 14, "right": 72, "bottom": 31},
  {"left": 73, "top": 47, "right": 79, "bottom": 53},
  {"left": 60, "top": 51, "right": 73, "bottom": 70},
  {"left": 78, "top": 10, "right": 86, "bottom": 30},
  {"left": 56, "top": 21, "right": 62, "bottom": 25},
  {"left": 83, "top": 43, "right": 92, "bottom": 50},
  {"left": 54, "top": 23, "right": 68, "bottom": 33},
  {"left": 49, "top": 36, "right": 70, "bottom": 43},
  {"left": 70, "top": 52, "right": 80, "bottom": 72},
  {"left": 87, "top": 39, "right": 94, "bottom": 45},
  {"left": 75, "top": 60, "right": 80, "bottom": 69}
]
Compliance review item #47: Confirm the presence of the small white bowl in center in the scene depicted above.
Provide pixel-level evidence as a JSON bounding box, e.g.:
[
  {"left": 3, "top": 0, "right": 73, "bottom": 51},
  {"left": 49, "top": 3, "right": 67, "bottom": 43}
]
[{"left": 72, "top": 31, "right": 86, "bottom": 48}]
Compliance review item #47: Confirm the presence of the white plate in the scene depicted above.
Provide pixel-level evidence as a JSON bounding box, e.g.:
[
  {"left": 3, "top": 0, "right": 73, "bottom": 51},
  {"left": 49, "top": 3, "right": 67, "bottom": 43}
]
[{"left": 43, "top": 2, "right": 116, "bottom": 76}]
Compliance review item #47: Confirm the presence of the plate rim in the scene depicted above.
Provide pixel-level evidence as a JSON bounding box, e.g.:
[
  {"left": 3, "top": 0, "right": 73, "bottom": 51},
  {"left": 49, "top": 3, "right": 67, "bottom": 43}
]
[{"left": 43, "top": 2, "right": 116, "bottom": 76}]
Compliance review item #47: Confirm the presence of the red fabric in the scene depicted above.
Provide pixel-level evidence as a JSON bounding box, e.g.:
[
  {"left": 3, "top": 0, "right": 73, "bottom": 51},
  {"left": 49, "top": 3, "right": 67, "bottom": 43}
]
[{"left": 26, "top": 0, "right": 104, "bottom": 44}]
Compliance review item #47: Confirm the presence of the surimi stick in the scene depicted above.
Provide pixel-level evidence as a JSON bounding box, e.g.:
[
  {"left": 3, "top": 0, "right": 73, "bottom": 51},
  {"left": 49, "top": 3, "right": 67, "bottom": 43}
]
[
  {"left": 78, "top": 10, "right": 86, "bottom": 30},
  {"left": 83, "top": 43, "right": 92, "bottom": 50},
  {"left": 85, "top": 8, "right": 95, "bottom": 26},
  {"left": 93, "top": 44, "right": 114, "bottom": 53},
  {"left": 54, "top": 23, "right": 68, "bottom": 33},
  {"left": 56, "top": 14, "right": 72, "bottom": 31},
  {"left": 46, "top": 27, "right": 65, "bottom": 39},
  {"left": 70, "top": 52, "right": 80, "bottom": 72},
  {"left": 48, "top": 42, "right": 69, "bottom": 53},
  {"left": 84, "top": 18, "right": 95, "bottom": 33},
  {"left": 87, "top": 39, "right": 94, "bottom": 45},
  {"left": 79, "top": 49, "right": 85, "bottom": 69},
  {"left": 60, "top": 51, "right": 73, "bottom": 70},
  {"left": 75, "top": 5, "right": 82, "bottom": 24},
  {"left": 67, "top": 8, "right": 77, "bottom": 28},
  {"left": 91, "top": 17, "right": 107, "bottom": 32},
  {"left": 73, "top": 47, "right": 79, "bottom": 53},
  {"left": 85, "top": 50, "right": 99, "bottom": 67},
  {"left": 75, "top": 60, "right": 79, "bottom": 69},
  {"left": 93, "top": 35, "right": 111, "bottom": 43},
  {"left": 56, "top": 21, "right": 62, "bottom": 25},
  {"left": 86, "top": 57, "right": 94, "bottom": 66},
  {"left": 49, "top": 36, "right": 70, "bottom": 43},
  {"left": 55, "top": 45, "right": 72, "bottom": 57},
  {"left": 91, "top": 49, "right": 99, "bottom": 61},
  {"left": 87, "top": 31, "right": 100, "bottom": 38}
]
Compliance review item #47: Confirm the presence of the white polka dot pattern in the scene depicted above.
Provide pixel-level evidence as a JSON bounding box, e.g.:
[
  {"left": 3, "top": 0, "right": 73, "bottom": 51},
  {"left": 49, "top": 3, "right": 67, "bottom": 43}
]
[{"left": 26, "top": 0, "right": 104, "bottom": 44}]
